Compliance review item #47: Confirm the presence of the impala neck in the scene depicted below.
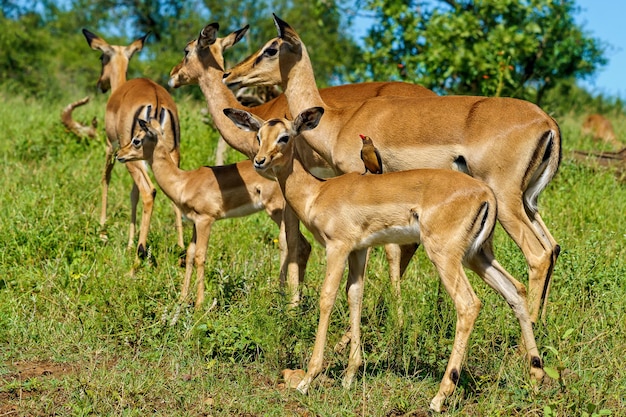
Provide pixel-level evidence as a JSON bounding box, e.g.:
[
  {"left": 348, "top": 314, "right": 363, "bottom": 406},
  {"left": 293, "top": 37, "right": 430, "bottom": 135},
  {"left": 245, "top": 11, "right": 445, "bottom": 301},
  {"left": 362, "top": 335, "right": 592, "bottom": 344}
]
[
  {"left": 108, "top": 56, "right": 130, "bottom": 93},
  {"left": 273, "top": 145, "right": 320, "bottom": 226},
  {"left": 283, "top": 43, "right": 326, "bottom": 117},
  {"left": 149, "top": 141, "right": 184, "bottom": 205},
  {"left": 198, "top": 67, "right": 258, "bottom": 159},
  {"left": 281, "top": 44, "right": 338, "bottom": 168}
]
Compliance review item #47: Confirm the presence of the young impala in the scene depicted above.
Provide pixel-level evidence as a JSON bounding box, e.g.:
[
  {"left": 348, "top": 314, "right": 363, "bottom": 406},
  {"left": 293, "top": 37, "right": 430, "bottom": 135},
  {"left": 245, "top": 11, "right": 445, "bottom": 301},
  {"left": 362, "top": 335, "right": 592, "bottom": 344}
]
[
  {"left": 168, "top": 22, "right": 436, "bottom": 306},
  {"left": 83, "top": 29, "right": 184, "bottom": 263},
  {"left": 116, "top": 107, "right": 310, "bottom": 309},
  {"left": 581, "top": 114, "right": 623, "bottom": 150},
  {"left": 224, "top": 106, "right": 545, "bottom": 413},
  {"left": 223, "top": 15, "right": 562, "bottom": 323}
]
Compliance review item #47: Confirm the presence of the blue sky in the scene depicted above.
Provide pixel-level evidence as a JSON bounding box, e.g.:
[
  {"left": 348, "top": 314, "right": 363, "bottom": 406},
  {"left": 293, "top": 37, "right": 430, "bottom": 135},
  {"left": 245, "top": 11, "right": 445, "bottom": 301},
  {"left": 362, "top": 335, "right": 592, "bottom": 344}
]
[{"left": 575, "top": 0, "right": 625, "bottom": 99}]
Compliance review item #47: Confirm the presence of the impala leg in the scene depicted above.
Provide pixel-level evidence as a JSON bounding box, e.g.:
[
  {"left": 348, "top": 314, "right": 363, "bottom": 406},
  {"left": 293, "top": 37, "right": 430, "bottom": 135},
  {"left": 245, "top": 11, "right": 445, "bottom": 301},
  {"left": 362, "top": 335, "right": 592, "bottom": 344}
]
[
  {"left": 383, "top": 243, "right": 418, "bottom": 328},
  {"left": 125, "top": 161, "right": 156, "bottom": 260},
  {"left": 531, "top": 212, "right": 560, "bottom": 321},
  {"left": 466, "top": 246, "right": 545, "bottom": 382},
  {"left": 128, "top": 183, "right": 139, "bottom": 250},
  {"left": 169, "top": 148, "right": 185, "bottom": 250},
  {"left": 427, "top": 257, "right": 481, "bottom": 413},
  {"left": 180, "top": 226, "right": 197, "bottom": 304},
  {"left": 497, "top": 200, "right": 559, "bottom": 324},
  {"left": 281, "top": 205, "right": 310, "bottom": 306},
  {"left": 193, "top": 218, "right": 213, "bottom": 309},
  {"left": 100, "top": 140, "right": 115, "bottom": 240},
  {"left": 342, "top": 249, "right": 367, "bottom": 389},
  {"left": 297, "top": 244, "right": 350, "bottom": 394}
]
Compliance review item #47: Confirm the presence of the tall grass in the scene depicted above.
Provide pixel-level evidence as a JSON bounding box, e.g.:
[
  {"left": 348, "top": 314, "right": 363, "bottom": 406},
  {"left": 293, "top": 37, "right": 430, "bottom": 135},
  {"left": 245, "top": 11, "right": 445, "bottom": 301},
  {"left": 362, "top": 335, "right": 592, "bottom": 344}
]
[{"left": 0, "top": 92, "right": 624, "bottom": 416}]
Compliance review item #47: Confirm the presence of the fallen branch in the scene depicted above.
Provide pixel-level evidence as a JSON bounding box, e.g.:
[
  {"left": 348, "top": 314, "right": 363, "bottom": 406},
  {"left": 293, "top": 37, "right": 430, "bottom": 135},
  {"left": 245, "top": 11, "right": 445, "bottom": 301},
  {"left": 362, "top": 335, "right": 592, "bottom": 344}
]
[
  {"left": 571, "top": 147, "right": 626, "bottom": 182},
  {"left": 61, "top": 96, "right": 99, "bottom": 140}
]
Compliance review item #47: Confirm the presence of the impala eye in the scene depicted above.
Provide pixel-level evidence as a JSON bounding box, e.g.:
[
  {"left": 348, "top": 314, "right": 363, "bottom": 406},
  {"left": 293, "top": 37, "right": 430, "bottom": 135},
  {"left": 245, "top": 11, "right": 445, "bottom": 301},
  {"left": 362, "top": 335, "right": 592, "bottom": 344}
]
[
  {"left": 277, "top": 134, "right": 289, "bottom": 144},
  {"left": 256, "top": 134, "right": 261, "bottom": 144},
  {"left": 265, "top": 48, "right": 278, "bottom": 57},
  {"left": 132, "top": 138, "right": 142, "bottom": 148}
]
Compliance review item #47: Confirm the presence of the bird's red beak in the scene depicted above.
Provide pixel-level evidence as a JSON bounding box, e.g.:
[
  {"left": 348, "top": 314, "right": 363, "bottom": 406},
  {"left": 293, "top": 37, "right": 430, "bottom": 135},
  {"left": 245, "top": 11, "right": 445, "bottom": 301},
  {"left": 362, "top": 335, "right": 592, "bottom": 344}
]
[{"left": 359, "top": 134, "right": 366, "bottom": 140}]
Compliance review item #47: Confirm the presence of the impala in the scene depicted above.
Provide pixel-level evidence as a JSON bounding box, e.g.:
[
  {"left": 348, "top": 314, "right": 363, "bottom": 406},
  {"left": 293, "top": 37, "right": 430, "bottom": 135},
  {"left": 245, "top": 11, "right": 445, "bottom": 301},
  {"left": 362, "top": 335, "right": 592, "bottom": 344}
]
[
  {"left": 83, "top": 29, "right": 184, "bottom": 262},
  {"left": 224, "top": 106, "right": 545, "bottom": 413},
  {"left": 581, "top": 114, "right": 622, "bottom": 149},
  {"left": 168, "top": 22, "right": 436, "bottom": 306},
  {"left": 116, "top": 108, "right": 310, "bottom": 309},
  {"left": 223, "top": 15, "right": 562, "bottom": 323}
]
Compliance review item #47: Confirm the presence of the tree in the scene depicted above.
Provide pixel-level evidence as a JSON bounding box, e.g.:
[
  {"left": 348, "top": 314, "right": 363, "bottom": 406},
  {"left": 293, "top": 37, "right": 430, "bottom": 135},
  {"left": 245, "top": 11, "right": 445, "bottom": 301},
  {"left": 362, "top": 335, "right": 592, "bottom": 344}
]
[
  {"left": 0, "top": 0, "right": 361, "bottom": 99},
  {"left": 353, "top": 0, "right": 607, "bottom": 104}
]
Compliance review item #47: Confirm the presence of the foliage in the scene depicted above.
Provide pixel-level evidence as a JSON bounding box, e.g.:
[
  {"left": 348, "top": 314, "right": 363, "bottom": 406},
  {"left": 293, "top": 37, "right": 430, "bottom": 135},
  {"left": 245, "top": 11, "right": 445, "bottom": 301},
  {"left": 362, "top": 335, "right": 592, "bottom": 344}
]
[
  {"left": 0, "top": 0, "right": 361, "bottom": 100},
  {"left": 353, "top": 0, "right": 607, "bottom": 104},
  {"left": 1, "top": 92, "right": 625, "bottom": 415}
]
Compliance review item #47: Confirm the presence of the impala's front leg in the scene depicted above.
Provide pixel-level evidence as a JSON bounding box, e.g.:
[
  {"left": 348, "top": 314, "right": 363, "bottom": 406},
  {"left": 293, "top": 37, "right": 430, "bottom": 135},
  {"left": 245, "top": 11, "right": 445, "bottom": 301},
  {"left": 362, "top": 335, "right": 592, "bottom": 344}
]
[
  {"left": 192, "top": 219, "right": 213, "bottom": 309},
  {"left": 168, "top": 148, "right": 185, "bottom": 250},
  {"left": 342, "top": 249, "right": 367, "bottom": 389},
  {"left": 180, "top": 226, "right": 198, "bottom": 304},
  {"left": 297, "top": 244, "right": 349, "bottom": 394},
  {"left": 282, "top": 205, "right": 309, "bottom": 306},
  {"left": 100, "top": 139, "right": 115, "bottom": 241},
  {"left": 126, "top": 160, "right": 156, "bottom": 260}
]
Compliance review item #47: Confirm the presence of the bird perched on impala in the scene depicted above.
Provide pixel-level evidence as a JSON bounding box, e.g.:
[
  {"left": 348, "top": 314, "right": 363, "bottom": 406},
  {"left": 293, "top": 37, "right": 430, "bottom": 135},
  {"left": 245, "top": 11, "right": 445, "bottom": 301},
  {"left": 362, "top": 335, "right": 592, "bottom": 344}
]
[{"left": 359, "top": 134, "right": 383, "bottom": 174}]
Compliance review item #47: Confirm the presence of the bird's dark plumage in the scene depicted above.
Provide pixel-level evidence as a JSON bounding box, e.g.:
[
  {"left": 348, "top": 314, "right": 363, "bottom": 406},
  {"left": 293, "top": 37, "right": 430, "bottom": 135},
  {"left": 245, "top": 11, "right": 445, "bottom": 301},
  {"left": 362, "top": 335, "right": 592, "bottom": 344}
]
[{"left": 360, "top": 134, "right": 383, "bottom": 174}]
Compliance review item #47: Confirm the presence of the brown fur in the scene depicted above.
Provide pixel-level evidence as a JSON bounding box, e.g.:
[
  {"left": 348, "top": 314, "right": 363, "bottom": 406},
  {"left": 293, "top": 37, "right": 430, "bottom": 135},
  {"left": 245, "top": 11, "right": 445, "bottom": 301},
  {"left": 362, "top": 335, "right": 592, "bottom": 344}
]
[
  {"left": 83, "top": 28, "right": 184, "bottom": 261},
  {"left": 222, "top": 15, "right": 562, "bottom": 324}
]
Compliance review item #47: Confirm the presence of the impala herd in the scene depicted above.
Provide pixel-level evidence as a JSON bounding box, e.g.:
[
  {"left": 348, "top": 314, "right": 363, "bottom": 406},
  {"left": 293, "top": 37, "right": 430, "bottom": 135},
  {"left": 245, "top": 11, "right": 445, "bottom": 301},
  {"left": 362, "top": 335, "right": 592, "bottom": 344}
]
[{"left": 81, "top": 15, "right": 565, "bottom": 412}]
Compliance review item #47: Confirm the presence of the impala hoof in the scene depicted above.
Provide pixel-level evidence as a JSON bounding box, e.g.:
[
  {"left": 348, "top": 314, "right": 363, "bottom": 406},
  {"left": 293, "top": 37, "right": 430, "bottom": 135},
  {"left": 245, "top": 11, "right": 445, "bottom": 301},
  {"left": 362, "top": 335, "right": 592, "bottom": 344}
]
[{"left": 296, "top": 379, "right": 310, "bottom": 395}]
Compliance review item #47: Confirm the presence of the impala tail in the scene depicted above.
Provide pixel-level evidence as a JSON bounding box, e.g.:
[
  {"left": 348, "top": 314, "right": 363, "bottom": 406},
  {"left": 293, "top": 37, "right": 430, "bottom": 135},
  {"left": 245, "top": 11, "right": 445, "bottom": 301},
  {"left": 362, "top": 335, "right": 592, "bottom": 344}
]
[
  {"left": 466, "top": 200, "right": 495, "bottom": 260},
  {"left": 524, "top": 127, "right": 561, "bottom": 215}
]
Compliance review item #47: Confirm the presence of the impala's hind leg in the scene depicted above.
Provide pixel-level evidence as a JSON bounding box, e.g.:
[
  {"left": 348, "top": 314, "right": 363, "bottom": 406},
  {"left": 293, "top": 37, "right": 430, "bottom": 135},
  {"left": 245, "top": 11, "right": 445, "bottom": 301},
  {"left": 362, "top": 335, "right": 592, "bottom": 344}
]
[
  {"left": 425, "top": 250, "right": 481, "bottom": 413},
  {"left": 496, "top": 199, "right": 558, "bottom": 324},
  {"left": 465, "top": 244, "right": 545, "bottom": 382}
]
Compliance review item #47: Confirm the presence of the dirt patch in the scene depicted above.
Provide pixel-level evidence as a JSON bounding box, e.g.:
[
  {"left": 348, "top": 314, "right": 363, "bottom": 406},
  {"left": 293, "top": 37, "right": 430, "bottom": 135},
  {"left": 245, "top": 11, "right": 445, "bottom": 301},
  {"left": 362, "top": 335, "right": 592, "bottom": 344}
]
[
  {"left": 3, "top": 360, "right": 76, "bottom": 381},
  {"left": 0, "top": 360, "right": 76, "bottom": 415}
]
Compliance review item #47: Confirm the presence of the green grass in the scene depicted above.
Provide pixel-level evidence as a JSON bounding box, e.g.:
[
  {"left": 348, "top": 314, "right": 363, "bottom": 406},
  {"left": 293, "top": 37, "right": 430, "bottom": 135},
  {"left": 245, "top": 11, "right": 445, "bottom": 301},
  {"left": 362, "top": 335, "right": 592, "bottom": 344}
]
[{"left": 0, "top": 92, "right": 624, "bottom": 416}]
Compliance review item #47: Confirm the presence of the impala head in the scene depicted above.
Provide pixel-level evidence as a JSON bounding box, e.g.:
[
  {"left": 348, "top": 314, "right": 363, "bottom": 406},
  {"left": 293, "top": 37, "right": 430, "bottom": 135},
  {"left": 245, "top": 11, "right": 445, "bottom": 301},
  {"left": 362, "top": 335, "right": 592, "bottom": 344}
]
[
  {"left": 169, "top": 23, "right": 249, "bottom": 88},
  {"left": 82, "top": 28, "right": 149, "bottom": 93},
  {"left": 223, "top": 106, "right": 324, "bottom": 176},
  {"left": 116, "top": 106, "right": 167, "bottom": 164},
  {"left": 223, "top": 14, "right": 302, "bottom": 89}
]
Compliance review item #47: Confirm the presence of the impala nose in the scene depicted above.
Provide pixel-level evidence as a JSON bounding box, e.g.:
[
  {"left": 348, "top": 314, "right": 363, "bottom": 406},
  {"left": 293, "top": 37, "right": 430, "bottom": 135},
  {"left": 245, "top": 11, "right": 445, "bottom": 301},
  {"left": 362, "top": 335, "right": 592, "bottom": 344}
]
[{"left": 254, "top": 156, "right": 266, "bottom": 169}]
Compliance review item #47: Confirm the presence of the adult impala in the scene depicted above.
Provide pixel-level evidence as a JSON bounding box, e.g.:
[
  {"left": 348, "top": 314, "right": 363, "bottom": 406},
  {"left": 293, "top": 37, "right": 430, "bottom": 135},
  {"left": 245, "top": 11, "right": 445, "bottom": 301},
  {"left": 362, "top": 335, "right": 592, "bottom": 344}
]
[
  {"left": 224, "top": 106, "right": 545, "bottom": 413},
  {"left": 83, "top": 29, "right": 184, "bottom": 261},
  {"left": 116, "top": 108, "right": 310, "bottom": 310},
  {"left": 168, "top": 22, "right": 436, "bottom": 306},
  {"left": 223, "top": 15, "right": 562, "bottom": 323}
]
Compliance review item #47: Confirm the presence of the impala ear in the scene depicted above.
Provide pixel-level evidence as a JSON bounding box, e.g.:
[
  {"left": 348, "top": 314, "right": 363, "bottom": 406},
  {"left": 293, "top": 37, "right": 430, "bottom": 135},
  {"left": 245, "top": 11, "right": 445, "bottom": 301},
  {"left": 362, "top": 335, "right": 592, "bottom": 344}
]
[
  {"left": 82, "top": 28, "right": 112, "bottom": 53},
  {"left": 222, "top": 24, "right": 249, "bottom": 49},
  {"left": 199, "top": 23, "right": 219, "bottom": 49},
  {"left": 223, "top": 108, "right": 264, "bottom": 132},
  {"left": 137, "top": 118, "right": 150, "bottom": 132},
  {"left": 273, "top": 13, "right": 301, "bottom": 48},
  {"left": 294, "top": 107, "right": 324, "bottom": 134},
  {"left": 126, "top": 32, "right": 150, "bottom": 58}
]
